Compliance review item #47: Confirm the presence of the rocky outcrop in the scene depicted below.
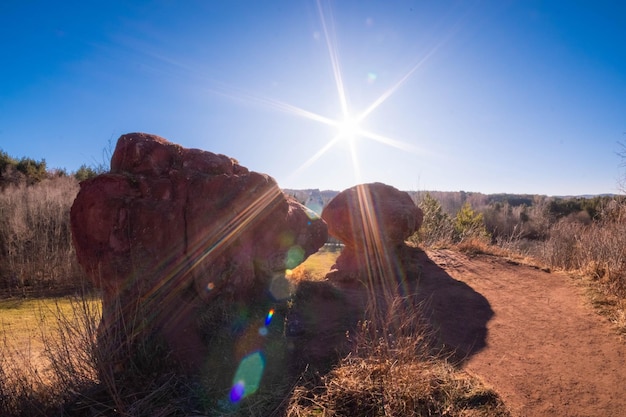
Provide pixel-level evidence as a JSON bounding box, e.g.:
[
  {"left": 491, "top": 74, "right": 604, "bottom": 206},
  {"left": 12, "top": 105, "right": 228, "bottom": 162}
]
[
  {"left": 321, "top": 182, "right": 423, "bottom": 284},
  {"left": 284, "top": 183, "right": 424, "bottom": 372},
  {"left": 70, "top": 133, "right": 327, "bottom": 372}
]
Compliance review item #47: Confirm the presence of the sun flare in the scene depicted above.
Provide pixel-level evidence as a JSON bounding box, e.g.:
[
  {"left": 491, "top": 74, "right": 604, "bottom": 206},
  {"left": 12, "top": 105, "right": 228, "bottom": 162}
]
[{"left": 210, "top": 0, "right": 435, "bottom": 184}]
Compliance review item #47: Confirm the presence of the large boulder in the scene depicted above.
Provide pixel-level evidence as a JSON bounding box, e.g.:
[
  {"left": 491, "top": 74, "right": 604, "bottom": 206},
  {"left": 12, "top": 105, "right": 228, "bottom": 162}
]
[
  {"left": 321, "top": 182, "right": 423, "bottom": 284},
  {"left": 70, "top": 133, "right": 327, "bottom": 372}
]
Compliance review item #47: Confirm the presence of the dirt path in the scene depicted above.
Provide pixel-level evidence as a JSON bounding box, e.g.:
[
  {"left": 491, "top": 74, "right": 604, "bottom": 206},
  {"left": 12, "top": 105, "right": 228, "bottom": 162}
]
[{"left": 419, "top": 249, "right": 626, "bottom": 417}]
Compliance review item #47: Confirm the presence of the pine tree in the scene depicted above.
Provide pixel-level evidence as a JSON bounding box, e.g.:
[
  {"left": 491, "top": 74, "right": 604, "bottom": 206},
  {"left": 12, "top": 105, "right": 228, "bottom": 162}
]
[
  {"left": 412, "top": 193, "right": 454, "bottom": 246},
  {"left": 454, "top": 202, "right": 490, "bottom": 242}
]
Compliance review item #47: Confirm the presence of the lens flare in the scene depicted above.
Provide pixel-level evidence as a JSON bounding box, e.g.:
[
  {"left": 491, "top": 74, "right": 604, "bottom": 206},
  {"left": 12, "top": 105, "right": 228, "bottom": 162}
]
[
  {"left": 265, "top": 308, "right": 275, "bottom": 326},
  {"left": 269, "top": 273, "right": 293, "bottom": 300},
  {"left": 229, "top": 381, "right": 245, "bottom": 402},
  {"left": 285, "top": 245, "right": 305, "bottom": 269},
  {"left": 230, "top": 352, "right": 265, "bottom": 403}
]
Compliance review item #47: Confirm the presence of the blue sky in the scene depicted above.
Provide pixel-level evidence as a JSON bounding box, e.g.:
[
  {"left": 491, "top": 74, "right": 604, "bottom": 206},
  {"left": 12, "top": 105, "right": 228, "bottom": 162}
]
[{"left": 1, "top": 0, "right": 625, "bottom": 195}]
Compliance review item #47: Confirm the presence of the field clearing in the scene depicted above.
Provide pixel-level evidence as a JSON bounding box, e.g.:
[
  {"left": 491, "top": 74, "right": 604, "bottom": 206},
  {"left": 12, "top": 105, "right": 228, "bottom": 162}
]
[
  {"left": 290, "top": 244, "right": 341, "bottom": 280},
  {"left": 0, "top": 297, "right": 101, "bottom": 373}
]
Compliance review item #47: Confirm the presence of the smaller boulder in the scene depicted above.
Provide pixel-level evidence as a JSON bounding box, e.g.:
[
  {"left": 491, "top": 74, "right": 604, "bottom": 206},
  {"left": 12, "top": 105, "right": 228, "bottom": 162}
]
[{"left": 321, "top": 182, "right": 423, "bottom": 284}]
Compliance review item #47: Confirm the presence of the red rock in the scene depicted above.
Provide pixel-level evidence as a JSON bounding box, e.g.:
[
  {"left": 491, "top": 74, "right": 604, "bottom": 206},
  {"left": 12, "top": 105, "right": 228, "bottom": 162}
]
[
  {"left": 321, "top": 182, "right": 423, "bottom": 283},
  {"left": 70, "top": 132, "right": 327, "bottom": 372},
  {"left": 321, "top": 182, "right": 422, "bottom": 250}
]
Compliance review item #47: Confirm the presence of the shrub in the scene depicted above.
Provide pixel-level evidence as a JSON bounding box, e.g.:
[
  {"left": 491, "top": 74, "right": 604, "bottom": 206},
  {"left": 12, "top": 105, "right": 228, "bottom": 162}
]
[
  {"left": 73, "top": 164, "right": 100, "bottom": 182},
  {"left": 0, "top": 150, "right": 48, "bottom": 188}
]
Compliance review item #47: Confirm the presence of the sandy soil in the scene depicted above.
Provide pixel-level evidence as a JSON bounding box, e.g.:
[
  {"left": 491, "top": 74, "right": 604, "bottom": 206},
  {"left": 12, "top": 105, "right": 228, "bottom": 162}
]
[{"left": 419, "top": 249, "right": 626, "bottom": 417}]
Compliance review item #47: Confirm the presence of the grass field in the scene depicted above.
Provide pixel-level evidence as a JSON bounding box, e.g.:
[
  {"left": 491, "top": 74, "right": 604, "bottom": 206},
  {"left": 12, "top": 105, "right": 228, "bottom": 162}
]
[
  {"left": 0, "top": 246, "right": 340, "bottom": 369},
  {"left": 0, "top": 297, "right": 101, "bottom": 375},
  {"left": 0, "top": 247, "right": 340, "bottom": 377}
]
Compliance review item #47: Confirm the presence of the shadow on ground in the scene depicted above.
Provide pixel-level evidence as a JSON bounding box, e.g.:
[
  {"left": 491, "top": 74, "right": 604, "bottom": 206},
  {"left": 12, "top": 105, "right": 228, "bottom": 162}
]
[
  {"left": 287, "top": 247, "right": 494, "bottom": 371},
  {"left": 414, "top": 249, "right": 494, "bottom": 363}
]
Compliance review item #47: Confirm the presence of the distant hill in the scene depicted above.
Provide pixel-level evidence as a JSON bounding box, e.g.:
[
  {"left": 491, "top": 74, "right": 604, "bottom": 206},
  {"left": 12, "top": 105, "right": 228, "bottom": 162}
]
[
  {"left": 283, "top": 188, "right": 621, "bottom": 217},
  {"left": 553, "top": 193, "right": 618, "bottom": 199},
  {"left": 282, "top": 189, "right": 339, "bottom": 215}
]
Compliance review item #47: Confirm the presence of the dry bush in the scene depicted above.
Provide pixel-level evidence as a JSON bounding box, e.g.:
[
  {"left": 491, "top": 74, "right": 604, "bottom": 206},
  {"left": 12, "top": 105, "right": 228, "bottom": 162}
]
[
  {"left": 541, "top": 220, "right": 581, "bottom": 271},
  {"left": 0, "top": 177, "right": 84, "bottom": 295},
  {"left": 541, "top": 201, "right": 626, "bottom": 297},
  {"left": 287, "top": 338, "right": 508, "bottom": 416},
  {"left": 68, "top": 298, "right": 209, "bottom": 417},
  {"left": 40, "top": 296, "right": 101, "bottom": 400},
  {"left": 534, "top": 201, "right": 626, "bottom": 332},
  {"left": 287, "top": 351, "right": 507, "bottom": 417},
  {"left": 576, "top": 202, "right": 626, "bottom": 293}
]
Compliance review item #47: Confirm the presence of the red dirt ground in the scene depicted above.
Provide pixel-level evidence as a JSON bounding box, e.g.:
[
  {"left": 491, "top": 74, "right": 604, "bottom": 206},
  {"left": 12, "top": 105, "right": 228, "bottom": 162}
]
[{"left": 421, "top": 249, "right": 626, "bottom": 417}]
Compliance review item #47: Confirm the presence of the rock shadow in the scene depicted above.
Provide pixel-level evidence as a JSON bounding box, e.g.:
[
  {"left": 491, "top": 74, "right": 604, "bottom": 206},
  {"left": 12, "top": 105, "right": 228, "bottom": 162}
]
[
  {"left": 413, "top": 249, "right": 494, "bottom": 364},
  {"left": 286, "top": 247, "right": 494, "bottom": 372}
]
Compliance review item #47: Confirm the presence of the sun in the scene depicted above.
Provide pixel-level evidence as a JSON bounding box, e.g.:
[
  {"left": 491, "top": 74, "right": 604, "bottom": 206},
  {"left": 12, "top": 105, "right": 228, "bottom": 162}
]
[{"left": 335, "top": 115, "right": 361, "bottom": 143}]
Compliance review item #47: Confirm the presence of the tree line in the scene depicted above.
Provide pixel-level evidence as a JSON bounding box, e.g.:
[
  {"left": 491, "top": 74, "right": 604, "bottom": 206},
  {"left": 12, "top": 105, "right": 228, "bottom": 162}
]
[
  {"left": 0, "top": 148, "right": 108, "bottom": 296},
  {"left": 0, "top": 149, "right": 104, "bottom": 190},
  {"left": 1, "top": 146, "right": 625, "bottom": 297}
]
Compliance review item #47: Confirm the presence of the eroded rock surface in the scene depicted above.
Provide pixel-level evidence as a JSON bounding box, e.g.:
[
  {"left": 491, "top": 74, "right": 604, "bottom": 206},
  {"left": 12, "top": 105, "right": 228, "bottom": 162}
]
[{"left": 70, "top": 133, "right": 327, "bottom": 372}]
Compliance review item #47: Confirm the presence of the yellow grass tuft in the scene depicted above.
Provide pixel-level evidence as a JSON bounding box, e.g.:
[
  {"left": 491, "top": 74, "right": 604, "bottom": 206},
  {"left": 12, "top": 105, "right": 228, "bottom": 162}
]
[
  {"left": 286, "top": 334, "right": 509, "bottom": 417},
  {"left": 290, "top": 245, "right": 341, "bottom": 281}
]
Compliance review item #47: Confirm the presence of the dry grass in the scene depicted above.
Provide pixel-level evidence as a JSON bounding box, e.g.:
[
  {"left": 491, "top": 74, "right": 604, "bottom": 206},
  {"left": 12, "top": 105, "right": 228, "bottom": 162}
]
[
  {"left": 286, "top": 311, "right": 509, "bottom": 417},
  {"left": 0, "top": 220, "right": 514, "bottom": 417},
  {"left": 0, "top": 295, "right": 101, "bottom": 416},
  {"left": 287, "top": 353, "right": 507, "bottom": 417},
  {"left": 0, "top": 256, "right": 511, "bottom": 417},
  {"left": 580, "top": 276, "right": 626, "bottom": 334},
  {"left": 533, "top": 202, "right": 626, "bottom": 331}
]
